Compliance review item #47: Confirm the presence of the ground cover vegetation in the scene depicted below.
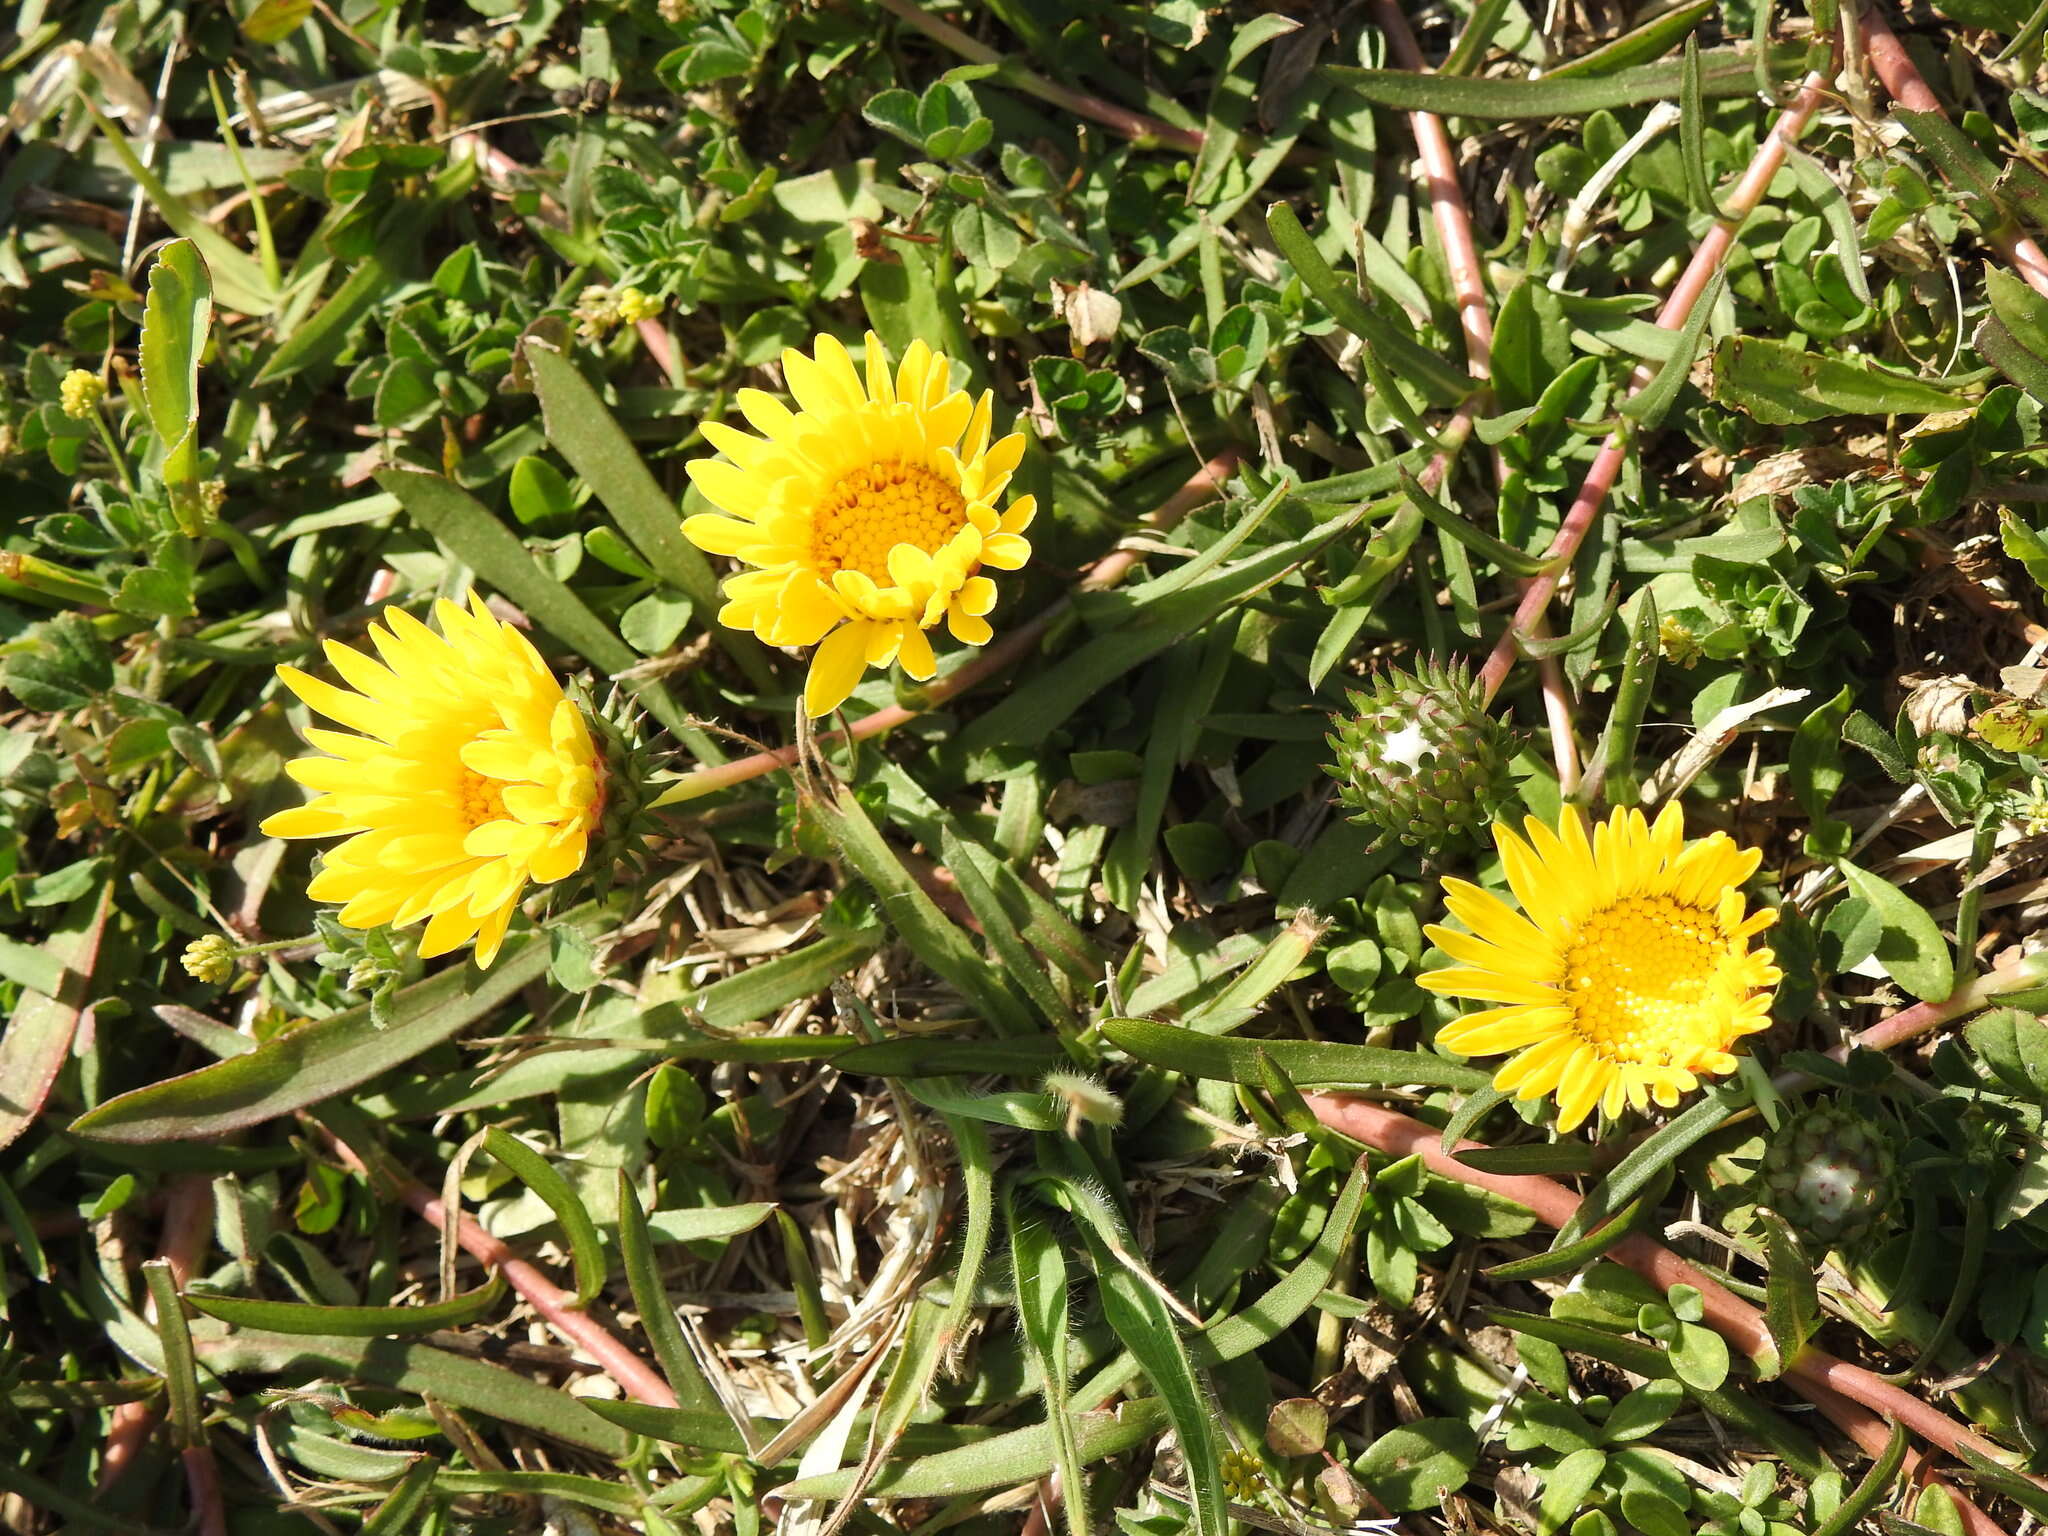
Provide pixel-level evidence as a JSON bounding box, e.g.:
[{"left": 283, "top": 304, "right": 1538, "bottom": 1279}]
[{"left": 7, "top": 1, "right": 2048, "bottom": 1533}]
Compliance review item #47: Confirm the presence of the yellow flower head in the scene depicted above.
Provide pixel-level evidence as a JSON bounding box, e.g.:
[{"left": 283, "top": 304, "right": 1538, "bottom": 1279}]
[
  {"left": 260, "top": 593, "right": 603, "bottom": 967},
  {"left": 682, "top": 331, "right": 1035, "bottom": 716},
  {"left": 60, "top": 368, "right": 106, "bottom": 419},
  {"left": 1419, "top": 805, "right": 1779, "bottom": 1134}
]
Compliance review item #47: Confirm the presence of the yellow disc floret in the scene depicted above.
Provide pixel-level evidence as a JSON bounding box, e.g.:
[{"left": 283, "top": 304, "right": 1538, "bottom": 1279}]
[
  {"left": 260, "top": 591, "right": 603, "bottom": 967},
  {"left": 681, "top": 330, "right": 1034, "bottom": 717},
  {"left": 1419, "top": 804, "right": 1779, "bottom": 1133}
]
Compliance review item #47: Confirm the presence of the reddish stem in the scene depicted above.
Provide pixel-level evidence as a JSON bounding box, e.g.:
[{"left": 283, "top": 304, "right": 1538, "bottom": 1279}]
[
  {"left": 1861, "top": 7, "right": 2048, "bottom": 298},
  {"left": 1374, "top": 0, "right": 1581, "bottom": 788},
  {"left": 654, "top": 451, "right": 1238, "bottom": 805},
  {"left": 1477, "top": 69, "right": 1835, "bottom": 705},
  {"left": 870, "top": 0, "right": 1203, "bottom": 154},
  {"left": 1306, "top": 1093, "right": 2026, "bottom": 1536},
  {"left": 183, "top": 1444, "right": 228, "bottom": 1536},
  {"left": 1775, "top": 950, "right": 2048, "bottom": 1091},
  {"left": 317, "top": 1122, "right": 680, "bottom": 1408}
]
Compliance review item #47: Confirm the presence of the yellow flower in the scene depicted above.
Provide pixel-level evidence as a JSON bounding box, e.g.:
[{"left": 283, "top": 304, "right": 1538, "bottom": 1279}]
[
  {"left": 260, "top": 593, "right": 603, "bottom": 967},
  {"left": 60, "top": 369, "right": 106, "bottom": 419},
  {"left": 682, "top": 331, "right": 1035, "bottom": 716},
  {"left": 1419, "top": 805, "right": 1779, "bottom": 1134}
]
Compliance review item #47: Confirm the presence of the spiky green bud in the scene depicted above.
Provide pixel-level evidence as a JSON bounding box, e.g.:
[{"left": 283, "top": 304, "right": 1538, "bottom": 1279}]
[
  {"left": 1326, "top": 658, "right": 1517, "bottom": 846},
  {"left": 576, "top": 685, "right": 673, "bottom": 896},
  {"left": 1756, "top": 1100, "right": 1898, "bottom": 1247}
]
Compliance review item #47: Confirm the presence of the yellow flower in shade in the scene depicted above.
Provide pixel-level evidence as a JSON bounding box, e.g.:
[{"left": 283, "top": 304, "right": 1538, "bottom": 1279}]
[
  {"left": 1419, "top": 805, "right": 1780, "bottom": 1133},
  {"left": 259, "top": 593, "right": 603, "bottom": 967},
  {"left": 681, "top": 331, "right": 1034, "bottom": 716}
]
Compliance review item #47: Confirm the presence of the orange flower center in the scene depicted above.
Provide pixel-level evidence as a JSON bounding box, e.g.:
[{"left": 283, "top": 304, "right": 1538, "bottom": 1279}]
[
  {"left": 1560, "top": 895, "right": 1724, "bottom": 1062},
  {"left": 458, "top": 767, "right": 510, "bottom": 829},
  {"left": 811, "top": 462, "right": 967, "bottom": 582}
]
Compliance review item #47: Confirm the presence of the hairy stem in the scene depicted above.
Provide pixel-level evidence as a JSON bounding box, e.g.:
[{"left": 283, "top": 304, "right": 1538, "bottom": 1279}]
[
  {"left": 1860, "top": 5, "right": 2048, "bottom": 299},
  {"left": 1477, "top": 69, "right": 1835, "bottom": 704},
  {"left": 1305, "top": 1093, "right": 2024, "bottom": 1536},
  {"left": 316, "top": 1118, "right": 680, "bottom": 1408},
  {"left": 1373, "top": 0, "right": 1580, "bottom": 788}
]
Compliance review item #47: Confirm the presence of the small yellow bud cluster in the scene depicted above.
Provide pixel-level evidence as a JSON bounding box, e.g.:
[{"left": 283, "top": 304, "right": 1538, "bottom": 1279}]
[
  {"left": 656, "top": 0, "right": 694, "bottom": 23},
  {"left": 181, "top": 934, "right": 238, "bottom": 985},
  {"left": 201, "top": 479, "right": 228, "bottom": 515},
  {"left": 574, "top": 285, "right": 662, "bottom": 340},
  {"left": 1220, "top": 1448, "right": 1269, "bottom": 1502},
  {"left": 614, "top": 286, "right": 662, "bottom": 325},
  {"left": 2016, "top": 778, "right": 2048, "bottom": 837},
  {"left": 60, "top": 369, "right": 106, "bottom": 420},
  {"left": 1658, "top": 615, "right": 1702, "bottom": 669}
]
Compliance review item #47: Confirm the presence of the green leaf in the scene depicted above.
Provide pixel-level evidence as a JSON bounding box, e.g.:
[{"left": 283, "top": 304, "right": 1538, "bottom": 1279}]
[
  {"left": 69, "top": 931, "right": 552, "bottom": 1142},
  {"left": 1837, "top": 860, "right": 1955, "bottom": 1003},
  {"left": 1357, "top": 1419, "right": 1481, "bottom": 1513},
  {"left": 358, "top": 1456, "right": 440, "bottom": 1536},
  {"left": 138, "top": 241, "right": 213, "bottom": 534},
  {"left": 1325, "top": 44, "right": 1807, "bottom": 120},
  {"left": 373, "top": 468, "right": 714, "bottom": 759},
  {"left": 1191, "top": 1159, "right": 1368, "bottom": 1365},
  {"left": 79, "top": 99, "right": 275, "bottom": 315},
  {"left": 1979, "top": 268, "right": 2048, "bottom": 400},
  {"left": 480, "top": 1129, "right": 608, "bottom": 1307},
  {"left": 1709, "top": 336, "right": 1971, "bottom": 423},
  {"left": 1895, "top": 109, "right": 2005, "bottom": 212},
  {"left": 578, "top": 1399, "right": 760, "bottom": 1453},
  {"left": 1265, "top": 203, "right": 1472, "bottom": 405},
  {"left": 1964, "top": 1008, "right": 2048, "bottom": 1098},
  {"left": 1756, "top": 1210, "right": 1816, "bottom": 1378},
  {"left": 185, "top": 1275, "right": 505, "bottom": 1337},
  {"left": 1620, "top": 267, "right": 1724, "bottom": 430},
  {"left": 197, "top": 1329, "right": 630, "bottom": 1456},
  {"left": 0, "top": 890, "right": 110, "bottom": 1153},
  {"left": 617, "top": 1170, "right": 724, "bottom": 1413},
  {"left": 524, "top": 347, "right": 742, "bottom": 648},
  {"left": 805, "top": 783, "right": 1037, "bottom": 1038},
  {"left": 240, "top": 0, "right": 314, "bottom": 43},
  {"left": 955, "top": 494, "right": 1367, "bottom": 754},
  {"left": 1553, "top": 1079, "right": 1748, "bottom": 1250},
  {"left": 1041, "top": 1156, "right": 1227, "bottom": 1536},
  {"left": 777, "top": 1398, "right": 1169, "bottom": 1500},
  {"left": 1102, "top": 1016, "right": 1491, "bottom": 1090},
  {"left": 1005, "top": 1187, "right": 1089, "bottom": 1536}
]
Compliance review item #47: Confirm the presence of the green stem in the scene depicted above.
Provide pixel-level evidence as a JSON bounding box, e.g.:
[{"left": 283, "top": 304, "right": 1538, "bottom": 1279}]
[
  {"left": 1952, "top": 815, "right": 1999, "bottom": 981},
  {"left": 90, "top": 405, "right": 138, "bottom": 496},
  {"left": 1881, "top": 1196, "right": 1987, "bottom": 1387}
]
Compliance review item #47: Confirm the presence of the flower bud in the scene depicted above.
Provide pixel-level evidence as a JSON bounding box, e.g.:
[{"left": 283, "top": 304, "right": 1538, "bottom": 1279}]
[{"left": 1327, "top": 658, "right": 1517, "bottom": 846}]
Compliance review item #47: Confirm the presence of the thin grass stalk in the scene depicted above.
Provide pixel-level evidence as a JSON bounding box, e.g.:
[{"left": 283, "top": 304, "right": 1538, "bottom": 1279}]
[
  {"left": 1374, "top": 0, "right": 1581, "bottom": 788},
  {"left": 1477, "top": 68, "right": 1836, "bottom": 705},
  {"left": 1860, "top": 6, "right": 2048, "bottom": 298},
  {"left": 1304, "top": 1092, "right": 2024, "bottom": 1536}
]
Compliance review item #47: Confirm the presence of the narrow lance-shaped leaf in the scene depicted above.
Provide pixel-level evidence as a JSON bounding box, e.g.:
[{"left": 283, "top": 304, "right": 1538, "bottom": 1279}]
[
  {"left": 70, "top": 931, "right": 553, "bottom": 1142},
  {"left": 139, "top": 240, "right": 214, "bottom": 535}
]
